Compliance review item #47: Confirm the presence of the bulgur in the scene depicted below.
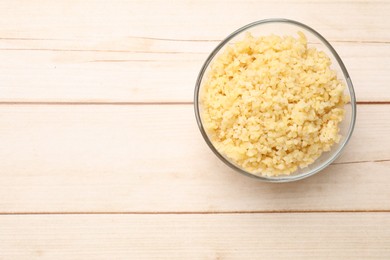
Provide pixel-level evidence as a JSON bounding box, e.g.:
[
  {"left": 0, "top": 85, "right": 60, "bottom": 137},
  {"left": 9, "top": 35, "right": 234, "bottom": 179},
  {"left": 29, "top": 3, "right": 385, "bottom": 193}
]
[{"left": 201, "top": 32, "right": 347, "bottom": 176}]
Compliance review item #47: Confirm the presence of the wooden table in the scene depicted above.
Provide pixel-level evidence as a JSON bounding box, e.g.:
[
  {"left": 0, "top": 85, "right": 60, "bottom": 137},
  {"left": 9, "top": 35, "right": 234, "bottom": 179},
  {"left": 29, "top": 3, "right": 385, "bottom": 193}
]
[{"left": 1, "top": 1, "right": 389, "bottom": 259}]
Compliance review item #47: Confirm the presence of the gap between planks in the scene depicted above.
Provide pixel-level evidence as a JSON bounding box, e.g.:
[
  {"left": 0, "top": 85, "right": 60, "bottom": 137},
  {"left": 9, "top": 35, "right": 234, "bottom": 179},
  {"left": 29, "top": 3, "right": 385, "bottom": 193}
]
[
  {"left": 0, "top": 101, "right": 194, "bottom": 106},
  {"left": 2, "top": 36, "right": 390, "bottom": 44},
  {"left": 0, "top": 101, "right": 389, "bottom": 105},
  {"left": 1, "top": 39, "right": 390, "bottom": 54},
  {"left": 0, "top": 48, "right": 205, "bottom": 54},
  {"left": 1, "top": 210, "right": 390, "bottom": 216}
]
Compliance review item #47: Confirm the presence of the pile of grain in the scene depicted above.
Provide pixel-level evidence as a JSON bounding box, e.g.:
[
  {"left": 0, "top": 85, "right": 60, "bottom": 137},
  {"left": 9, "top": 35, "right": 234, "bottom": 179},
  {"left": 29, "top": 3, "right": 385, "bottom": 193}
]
[{"left": 201, "top": 32, "right": 347, "bottom": 176}]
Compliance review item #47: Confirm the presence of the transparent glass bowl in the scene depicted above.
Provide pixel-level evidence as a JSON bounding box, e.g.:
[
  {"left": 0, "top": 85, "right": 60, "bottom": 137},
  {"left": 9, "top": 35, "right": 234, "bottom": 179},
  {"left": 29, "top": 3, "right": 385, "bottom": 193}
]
[{"left": 194, "top": 19, "right": 356, "bottom": 182}]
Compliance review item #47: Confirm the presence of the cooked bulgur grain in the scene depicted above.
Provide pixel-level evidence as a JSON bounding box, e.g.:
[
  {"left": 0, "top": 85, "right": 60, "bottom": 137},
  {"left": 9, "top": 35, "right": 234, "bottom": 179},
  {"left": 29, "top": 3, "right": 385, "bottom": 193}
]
[{"left": 201, "top": 32, "right": 347, "bottom": 176}]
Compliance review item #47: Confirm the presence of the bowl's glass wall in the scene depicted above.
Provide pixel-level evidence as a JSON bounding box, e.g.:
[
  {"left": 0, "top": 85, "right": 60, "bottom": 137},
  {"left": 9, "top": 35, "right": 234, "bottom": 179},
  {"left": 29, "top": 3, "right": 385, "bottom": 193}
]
[{"left": 196, "top": 20, "right": 356, "bottom": 182}]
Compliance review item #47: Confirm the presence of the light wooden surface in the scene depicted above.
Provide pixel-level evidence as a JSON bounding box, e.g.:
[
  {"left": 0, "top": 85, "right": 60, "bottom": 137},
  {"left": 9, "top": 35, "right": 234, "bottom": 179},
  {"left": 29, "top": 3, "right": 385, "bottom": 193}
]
[
  {"left": 1, "top": 213, "right": 390, "bottom": 259},
  {"left": 0, "top": 0, "right": 389, "bottom": 259}
]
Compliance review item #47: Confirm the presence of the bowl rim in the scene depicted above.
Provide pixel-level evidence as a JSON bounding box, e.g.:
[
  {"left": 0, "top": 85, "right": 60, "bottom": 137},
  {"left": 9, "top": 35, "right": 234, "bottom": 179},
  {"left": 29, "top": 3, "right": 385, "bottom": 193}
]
[{"left": 194, "top": 18, "right": 357, "bottom": 182}]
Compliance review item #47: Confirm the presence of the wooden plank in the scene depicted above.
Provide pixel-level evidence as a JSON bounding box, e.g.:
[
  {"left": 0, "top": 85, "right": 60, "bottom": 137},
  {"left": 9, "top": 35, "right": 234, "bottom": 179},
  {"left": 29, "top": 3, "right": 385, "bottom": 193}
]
[
  {"left": 1, "top": 213, "right": 389, "bottom": 259},
  {"left": 0, "top": 104, "right": 389, "bottom": 213},
  {"left": 0, "top": 0, "right": 389, "bottom": 102},
  {"left": 0, "top": 43, "right": 389, "bottom": 102},
  {"left": 0, "top": 0, "right": 389, "bottom": 42}
]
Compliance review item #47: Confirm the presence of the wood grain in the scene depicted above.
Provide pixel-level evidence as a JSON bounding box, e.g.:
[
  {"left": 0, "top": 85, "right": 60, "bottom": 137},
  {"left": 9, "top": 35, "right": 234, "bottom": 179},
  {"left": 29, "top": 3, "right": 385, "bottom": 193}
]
[
  {"left": 1, "top": 213, "right": 389, "bottom": 259},
  {"left": 0, "top": 43, "right": 388, "bottom": 102},
  {"left": 0, "top": 104, "right": 389, "bottom": 213},
  {"left": 0, "top": 0, "right": 389, "bottom": 102},
  {"left": 0, "top": 1, "right": 389, "bottom": 258},
  {"left": 1, "top": 0, "right": 389, "bottom": 41}
]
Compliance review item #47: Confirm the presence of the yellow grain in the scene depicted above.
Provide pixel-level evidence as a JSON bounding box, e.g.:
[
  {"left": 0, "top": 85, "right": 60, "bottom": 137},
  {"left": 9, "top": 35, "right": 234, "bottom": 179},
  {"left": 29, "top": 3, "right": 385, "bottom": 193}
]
[{"left": 201, "top": 32, "right": 346, "bottom": 176}]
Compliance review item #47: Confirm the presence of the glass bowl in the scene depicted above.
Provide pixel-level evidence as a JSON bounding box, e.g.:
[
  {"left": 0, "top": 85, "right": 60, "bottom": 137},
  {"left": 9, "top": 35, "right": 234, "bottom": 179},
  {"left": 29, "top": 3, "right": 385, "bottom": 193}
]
[{"left": 194, "top": 18, "right": 356, "bottom": 182}]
